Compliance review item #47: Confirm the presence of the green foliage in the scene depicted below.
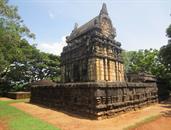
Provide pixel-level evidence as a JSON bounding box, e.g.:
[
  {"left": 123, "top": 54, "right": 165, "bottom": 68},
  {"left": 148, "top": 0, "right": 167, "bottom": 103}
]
[
  {"left": 166, "top": 24, "right": 171, "bottom": 38},
  {"left": 0, "top": 0, "right": 61, "bottom": 94},
  {"left": 122, "top": 49, "right": 165, "bottom": 77},
  {"left": 122, "top": 24, "right": 171, "bottom": 90},
  {"left": 0, "top": 100, "right": 60, "bottom": 130},
  {"left": 0, "top": 0, "right": 35, "bottom": 39},
  {"left": 159, "top": 43, "right": 171, "bottom": 71},
  {"left": 159, "top": 24, "right": 171, "bottom": 89}
]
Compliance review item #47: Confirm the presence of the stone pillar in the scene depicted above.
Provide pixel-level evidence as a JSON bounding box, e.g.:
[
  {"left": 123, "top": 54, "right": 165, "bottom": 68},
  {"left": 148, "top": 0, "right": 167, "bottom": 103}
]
[
  {"left": 79, "top": 61, "right": 82, "bottom": 81},
  {"left": 61, "top": 65, "right": 65, "bottom": 82},
  {"left": 120, "top": 63, "right": 125, "bottom": 81},
  {"left": 103, "top": 58, "right": 108, "bottom": 81},
  {"left": 122, "top": 64, "right": 125, "bottom": 81},
  {"left": 96, "top": 58, "right": 100, "bottom": 80},
  {"left": 70, "top": 64, "right": 74, "bottom": 82},
  {"left": 108, "top": 60, "right": 115, "bottom": 81},
  {"left": 118, "top": 62, "right": 121, "bottom": 81},
  {"left": 88, "top": 59, "right": 92, "bottom": 81},
  {"left": 99, "top": 58, "right": 104, "bottom": 80},
  {"left": 113, "top": 60, "right": 116, "bottom": 81},
  {"left": 88, "top": 58, "right": 96, "bottom": 81},
  {"left": 115, "top": 61, "right": 118, "bottom": 81},
  {"left": 113, "top": 61, "right": 116, "bottom": 81}
]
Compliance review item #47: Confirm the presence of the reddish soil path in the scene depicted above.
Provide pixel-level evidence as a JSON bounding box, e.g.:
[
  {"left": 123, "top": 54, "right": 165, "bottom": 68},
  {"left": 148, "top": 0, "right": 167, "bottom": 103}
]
[
  {"left": 11, "top": 100, "right": 171, "bottom": 130},
  {"left": 131, "top": 99, "right": 171, "bottom": 130},
  {"left": 132, "top": 116, "right": 171, "bottom": 130},
  {"left": 0, "top": 121, "right": 8, "bottom": 130}
]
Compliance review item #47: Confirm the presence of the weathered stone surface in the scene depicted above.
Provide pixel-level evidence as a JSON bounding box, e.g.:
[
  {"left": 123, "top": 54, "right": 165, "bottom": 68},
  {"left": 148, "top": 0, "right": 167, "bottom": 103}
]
[
  {"left": 31, "top": 79, "right": 57, "bottom": 87},
  {"left": 30, "top": 3, "right": 158, "bottom": 120},
  {"left": 31, "top": 82, "right": 158, "bottom": 119},
  {"left": 8, "top": 92, "right": 30, "bottom": 99},
  {"left": 127, "top": 73, "right": 157, "bottom": 82},
  {"left": 61, "top": 3, "right": 124, "bottom": 83}
]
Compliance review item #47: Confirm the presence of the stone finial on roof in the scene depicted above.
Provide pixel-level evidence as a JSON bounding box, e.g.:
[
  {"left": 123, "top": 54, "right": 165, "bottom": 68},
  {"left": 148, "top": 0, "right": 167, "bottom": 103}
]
[
  {"left": 100, "top": 3, "right": 108, "bottom": 15},
  {"left": 74, "top": 22, "right": 78, "bottom": 30}
]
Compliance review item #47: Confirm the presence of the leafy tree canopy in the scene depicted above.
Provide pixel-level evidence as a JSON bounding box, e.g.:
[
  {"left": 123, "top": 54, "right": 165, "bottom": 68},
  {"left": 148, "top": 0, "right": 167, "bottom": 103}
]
[
  {"left": 159, "top": 24, "right": 171, "bottom": 71},
  {"left": 0, "top": 0, "right": 61, "bottom": 93},
  {"left": 166, "top": 24, "right": 171, "bottom": 38},
  {"left": 122, "top": 49, "right": 165, "bottom": 77}
]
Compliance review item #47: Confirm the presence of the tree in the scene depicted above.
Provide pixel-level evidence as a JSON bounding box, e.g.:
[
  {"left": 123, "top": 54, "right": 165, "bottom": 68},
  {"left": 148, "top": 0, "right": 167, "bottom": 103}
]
[
  {"left": 159, "top": 24, "right": 171, "bottom": 71},
  {"left": 166, "top": 24, "right": 171, "bottom": 38},
  {"left": 0, "top": 0, "right": 35, "bottom": 79},
  {"left": 159, "top": 43, "right": 171, "bottom": 71},
  {"left": 159, "top": 24, "right": 171, "bottom": 89},
  {"left": 122, "top": 49, "right": 165, "bottom": 77},
  {"left": 0, "top": 0, "right": 61, "bottom": 94}
]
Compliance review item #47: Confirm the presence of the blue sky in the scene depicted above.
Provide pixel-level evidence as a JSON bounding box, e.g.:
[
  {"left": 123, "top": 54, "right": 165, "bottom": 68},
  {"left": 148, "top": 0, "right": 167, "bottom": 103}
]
[{"left": 10, "top": 0, "right": 171, "bottom": 55}]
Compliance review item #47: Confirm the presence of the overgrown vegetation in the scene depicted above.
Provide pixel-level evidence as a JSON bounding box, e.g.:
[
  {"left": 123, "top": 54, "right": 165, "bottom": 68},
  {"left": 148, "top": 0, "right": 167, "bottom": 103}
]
[
  {"left": 122, "top": 24, "right": 171, "bottom": 90},
  {"left": 0, "top": 99, "right": 60, "bottom": 130},
  {"left": 122, "top": 49, "right": 164, "bottom": 76},
  {"left": 0, "top": 0, "right": 60, "bottom": 95}
]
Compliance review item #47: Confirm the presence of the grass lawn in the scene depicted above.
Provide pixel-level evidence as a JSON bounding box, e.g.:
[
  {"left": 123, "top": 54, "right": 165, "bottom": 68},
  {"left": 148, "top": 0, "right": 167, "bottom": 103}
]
[{"left": 0, "top": 99, "right": 60, "bottom": 130}]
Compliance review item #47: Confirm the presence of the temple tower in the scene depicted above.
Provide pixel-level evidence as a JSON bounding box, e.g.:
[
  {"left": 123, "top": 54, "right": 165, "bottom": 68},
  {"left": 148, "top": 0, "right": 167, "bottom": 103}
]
[
  {"left": 31, "top": 3, "right": 158, "bottom": 120},
  {"left": 61, "top": 3, "right": 125, "bottom": 82}
]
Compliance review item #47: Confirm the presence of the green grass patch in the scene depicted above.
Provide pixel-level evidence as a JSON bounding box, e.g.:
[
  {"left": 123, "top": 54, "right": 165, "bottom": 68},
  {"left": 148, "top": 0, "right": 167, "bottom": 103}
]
[
  {"left": 123, "top": 115, "right": 162, "bottom": 130},
  {"left": 0, "top": 99, "right": 60, "bottom": 130}
]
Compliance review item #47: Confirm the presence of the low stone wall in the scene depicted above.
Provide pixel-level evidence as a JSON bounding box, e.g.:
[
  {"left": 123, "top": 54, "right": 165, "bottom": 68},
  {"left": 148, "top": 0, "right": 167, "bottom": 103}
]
[
  {"left": 7, "top": 92, "right": 30, "bottom": 99},
  {"left": 30, "top": 82, "right": 158, "bottom": 119}
]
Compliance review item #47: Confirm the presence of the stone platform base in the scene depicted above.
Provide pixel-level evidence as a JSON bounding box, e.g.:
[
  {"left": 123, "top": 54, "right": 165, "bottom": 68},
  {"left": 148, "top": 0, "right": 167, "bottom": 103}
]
[
  {"left": 7, "top": 92, "right": 30, "bottom": 99},
  {"left": 30, "top": 82, "right": 158, "bottom": 119}
]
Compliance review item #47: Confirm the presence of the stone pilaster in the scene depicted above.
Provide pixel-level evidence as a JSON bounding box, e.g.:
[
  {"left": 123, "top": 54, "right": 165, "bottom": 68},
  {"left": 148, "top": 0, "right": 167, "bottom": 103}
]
[
  {"left": 96, "top": 58, "right": 100, "bottom": 80},
  {"left": 88, "top": 58, "right": 96, "bottom": 81},
  {"left": 118, "top": 62, "right": 121, "bottom": 81},
  {"left": 61, "top": 66, "right": 65, "bottom": 82},
  {"left": 99, "top": 58, "right": 104, "bottom": 80},
  {"left": 120, "top": 64, "right": 124, "bottom": 81},
  {"left": 104, "top": 58, "right": 108, "bottom": 81},
  {"left": 108, "top": 60, "right": 115, "bottom": 81},
  {"left": 115, "top": 61, "right": 118, "bottom": 81}
]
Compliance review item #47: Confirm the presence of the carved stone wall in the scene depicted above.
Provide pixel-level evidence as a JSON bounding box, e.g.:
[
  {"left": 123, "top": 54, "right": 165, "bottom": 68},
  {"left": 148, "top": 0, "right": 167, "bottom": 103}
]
[
  {"left": 31, "top": 82, "right": 158, "bottom": 119},
  {"left": 61, "top": 28, "right": 125, "bottom": 83},
  {"left": 30, "top": 3, "right": 159, "bottom": 120},
  {"left": 61, "top": 4, "right": 124, "bottom": 83},
  {"left": 7, "top": 92, "right": 30, "bottom": 99}
]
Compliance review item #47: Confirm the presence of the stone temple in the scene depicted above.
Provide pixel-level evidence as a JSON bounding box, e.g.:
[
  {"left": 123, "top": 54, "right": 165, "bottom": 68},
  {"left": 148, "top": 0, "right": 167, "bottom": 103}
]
[
  {"left": 31, "top": 3, "right": 158, "bottom": 119},
  {"left": 61, "top": 3, "right": 124, "bottom": 83}
]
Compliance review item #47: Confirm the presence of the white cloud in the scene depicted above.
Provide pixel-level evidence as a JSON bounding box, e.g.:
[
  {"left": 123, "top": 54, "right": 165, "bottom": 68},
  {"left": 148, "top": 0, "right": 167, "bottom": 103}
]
[
  {"left": 37, "top": 36, "right": 67, "bottom": 56},
  {"left": 48, "top": 10, "right": 55, "bottom": 19}
]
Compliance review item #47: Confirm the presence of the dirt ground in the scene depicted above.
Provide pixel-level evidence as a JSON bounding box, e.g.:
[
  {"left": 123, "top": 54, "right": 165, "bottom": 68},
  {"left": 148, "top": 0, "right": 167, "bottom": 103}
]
[
  {"left": 132, "top": 99, "right": 171, "bottom": 130},
  {"left": 0, "top": 120, "right": 8, "bottom": 130},
  {"left": 10, "top": 99, "right": 171, "bottom": 130},
  {"left": 132, "top": 116, "right": 171, "bottom": 130}
]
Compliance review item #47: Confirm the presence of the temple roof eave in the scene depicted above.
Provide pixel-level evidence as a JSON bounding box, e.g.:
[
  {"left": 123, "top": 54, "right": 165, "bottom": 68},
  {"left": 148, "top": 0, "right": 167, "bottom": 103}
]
[{"left": 66, "top": 16, "right": 100, "bottom": 42}]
